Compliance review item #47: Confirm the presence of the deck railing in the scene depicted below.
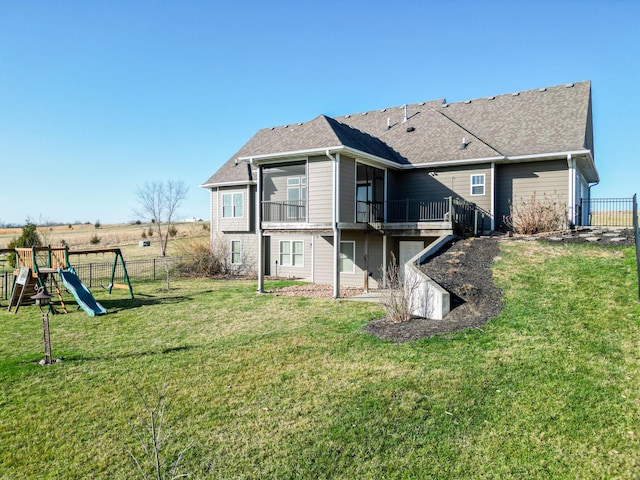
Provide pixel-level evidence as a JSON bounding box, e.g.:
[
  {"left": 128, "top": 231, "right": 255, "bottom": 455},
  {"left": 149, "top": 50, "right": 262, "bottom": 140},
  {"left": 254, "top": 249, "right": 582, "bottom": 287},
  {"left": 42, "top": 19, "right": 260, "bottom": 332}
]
[
  {"left": 262, "top": 201, "right": 306, "bottom": 222},
  {"left": 358, "top": 197, "right": 479, "bottom": 233}
]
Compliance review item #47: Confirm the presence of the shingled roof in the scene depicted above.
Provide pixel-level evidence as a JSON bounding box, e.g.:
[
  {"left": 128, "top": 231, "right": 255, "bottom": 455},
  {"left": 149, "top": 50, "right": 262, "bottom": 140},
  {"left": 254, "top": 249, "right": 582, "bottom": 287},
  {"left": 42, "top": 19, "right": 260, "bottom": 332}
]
[{"left": 202, "top": 81, "right": 594, "bottom": 186}]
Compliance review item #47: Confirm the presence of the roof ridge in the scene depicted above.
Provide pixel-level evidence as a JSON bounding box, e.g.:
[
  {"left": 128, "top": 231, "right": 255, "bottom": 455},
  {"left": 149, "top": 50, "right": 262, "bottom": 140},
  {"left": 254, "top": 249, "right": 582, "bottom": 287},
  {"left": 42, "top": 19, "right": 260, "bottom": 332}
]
[{"left": 442, "top": 80, "right": 591, "bottom": 107}]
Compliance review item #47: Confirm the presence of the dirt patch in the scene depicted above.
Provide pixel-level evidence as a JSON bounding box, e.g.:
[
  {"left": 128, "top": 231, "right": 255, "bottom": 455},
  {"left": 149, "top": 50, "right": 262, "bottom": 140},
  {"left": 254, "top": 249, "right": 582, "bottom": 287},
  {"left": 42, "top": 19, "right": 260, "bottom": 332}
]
[
  {"left": 268, "top": 284, "right": 363, "bottom": 298},
  {"left": 363, "top": 237, "right": 503, "bottom": 342}
]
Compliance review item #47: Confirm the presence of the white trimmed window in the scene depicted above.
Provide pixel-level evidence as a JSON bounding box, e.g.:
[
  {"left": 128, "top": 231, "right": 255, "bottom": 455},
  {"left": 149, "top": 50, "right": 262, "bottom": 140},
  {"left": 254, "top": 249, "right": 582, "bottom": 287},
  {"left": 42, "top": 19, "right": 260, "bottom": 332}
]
[
  {"left": 222, "top": 193, "right": 243, "bottom": 218},
  {"left": 279, "top": 240, "right": 304, "bottom": 267},
  {"left": 339, "top": 241, "right": 355, "bottom": 274},
  {"left": 471, "top": 174, "right": 485, "bottom": 196},
  {"left": 230, "top": 240, "right": 242, "bottom": 265}
]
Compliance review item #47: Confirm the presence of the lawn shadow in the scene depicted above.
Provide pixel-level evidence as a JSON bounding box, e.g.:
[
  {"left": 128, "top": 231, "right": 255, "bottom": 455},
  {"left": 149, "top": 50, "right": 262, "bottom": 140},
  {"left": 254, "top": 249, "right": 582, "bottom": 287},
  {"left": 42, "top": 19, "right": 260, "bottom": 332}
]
[
  {"left": 60, "top": 344, "right": 199, "bottom": 363},
  {"left": 97, "top": 294, "right": 195, "bottom": 313}
]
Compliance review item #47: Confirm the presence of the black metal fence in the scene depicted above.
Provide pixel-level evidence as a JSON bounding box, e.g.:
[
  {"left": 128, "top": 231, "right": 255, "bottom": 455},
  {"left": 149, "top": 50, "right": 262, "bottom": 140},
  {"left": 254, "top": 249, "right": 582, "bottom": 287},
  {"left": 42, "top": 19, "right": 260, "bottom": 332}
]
[
  {"left": 581, "top": 197, "right": 637, "bottom": 227},
  {"left": 0, "top": 257, "right": 183, "bottom": 302}
]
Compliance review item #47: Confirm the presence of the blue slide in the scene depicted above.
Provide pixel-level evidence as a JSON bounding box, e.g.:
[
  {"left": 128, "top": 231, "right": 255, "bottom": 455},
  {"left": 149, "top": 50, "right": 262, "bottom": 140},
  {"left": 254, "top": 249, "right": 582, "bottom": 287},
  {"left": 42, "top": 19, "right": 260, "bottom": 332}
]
[{"left": 58, "top": 267, "right": 107, "bottom": 317}]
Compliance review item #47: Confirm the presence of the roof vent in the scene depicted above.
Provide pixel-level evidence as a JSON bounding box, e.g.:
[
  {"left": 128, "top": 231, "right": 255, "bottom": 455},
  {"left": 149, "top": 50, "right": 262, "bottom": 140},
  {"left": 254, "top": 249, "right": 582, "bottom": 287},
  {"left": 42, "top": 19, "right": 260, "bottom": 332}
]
[
  {"left": 345, "top": 114, "right": 351, "bottom": 118},
  {"left": 402, "top": 104, "right": 408, "bottom": 122},
  {"left": 565, "top": 83, "right": 575, "bottom": 88},
  {"left": 538, "top": 88, "right": 547, "bottom": 92},
  {"left": 442, "top": 103, "right": 449, "bottom": 108},
  {"left": 419, "top": 102, "right": 425, "bottom": 106},
  {"left": 361, "top": 112, "right": 367, "bottom": 116},
  {"left": 487, "top": 96, "right": 495, "bottom": 100},
  {"left": 380, "top": 108, "right": 387, "bottom": 112},
  {"left": 511, "top": 92, "right": 520, "bottom": 96},
  {"left": 406, "top": 126, "right": 415, "bottom": 133},
  {"left": 284, "top": 125, "right": 289, "bottom": 128},
  {"left": 464, "top": 100, "right": 471, "bottom": 104},
  {"left": 298, "top": 122, "right": 303, "bottom": 126},
  {"left": 387, "top": 117, "right": 391, "bottom": 130},
  {"left": 460, "top": 137, "right": 469, "bottom": 150}
]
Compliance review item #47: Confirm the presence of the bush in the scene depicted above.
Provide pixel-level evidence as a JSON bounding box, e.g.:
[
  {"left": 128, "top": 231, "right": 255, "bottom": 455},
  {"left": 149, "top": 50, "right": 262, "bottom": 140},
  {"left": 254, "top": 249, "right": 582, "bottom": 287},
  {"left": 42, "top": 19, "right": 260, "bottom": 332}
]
[
  {"left": 379, "top": 253, "right": 420, "bottom": 323},
  {"left": 141, "top": 230, "right": 147, "bottom": 239},
  {"left": 503, "top": 192, "right": 569, "bottom": 234},
  {"left": 168, "top": 225, "right": 178, "bottom": 238},
  {"left": 175, "top": 238, "right": 227, "bottom": 277},
  {"left": 90, "top": 234, "right": 101, "bottom": 245},
  {"left": 95, "top": 220, "right": 101, "bottom": 229},
  {"left": 147, "top": 227, "right": 154, "bottom": 237}
]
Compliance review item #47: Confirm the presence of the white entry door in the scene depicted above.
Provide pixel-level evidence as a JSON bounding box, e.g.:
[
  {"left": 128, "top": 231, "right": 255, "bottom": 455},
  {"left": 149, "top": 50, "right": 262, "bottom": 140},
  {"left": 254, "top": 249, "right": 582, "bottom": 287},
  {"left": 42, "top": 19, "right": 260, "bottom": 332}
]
[{"left": 398, "top": 241, "right": 425, "bottom": 279}]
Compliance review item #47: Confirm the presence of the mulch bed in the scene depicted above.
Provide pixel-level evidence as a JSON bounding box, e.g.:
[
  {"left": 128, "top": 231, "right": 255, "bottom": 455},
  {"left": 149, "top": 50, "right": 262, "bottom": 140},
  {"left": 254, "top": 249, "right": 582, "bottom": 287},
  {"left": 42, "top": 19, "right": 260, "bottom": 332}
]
[{"left": 363, "top": 237, "right": 503, "bottom": 342}]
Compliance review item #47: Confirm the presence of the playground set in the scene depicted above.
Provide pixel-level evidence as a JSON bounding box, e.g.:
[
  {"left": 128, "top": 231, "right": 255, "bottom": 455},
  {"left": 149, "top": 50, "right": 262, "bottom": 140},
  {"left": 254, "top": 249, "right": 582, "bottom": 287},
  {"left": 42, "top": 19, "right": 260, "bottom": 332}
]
[{"left": 2, "top": 246, "right": 134, "bottom": 317}]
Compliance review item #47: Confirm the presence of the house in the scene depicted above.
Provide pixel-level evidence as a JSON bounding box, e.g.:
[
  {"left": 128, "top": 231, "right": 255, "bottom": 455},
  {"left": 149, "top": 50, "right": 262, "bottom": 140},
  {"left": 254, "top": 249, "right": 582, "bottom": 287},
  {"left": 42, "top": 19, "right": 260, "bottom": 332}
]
[{"left": 201, "top": 81, "right": 598, "bottom": 297}]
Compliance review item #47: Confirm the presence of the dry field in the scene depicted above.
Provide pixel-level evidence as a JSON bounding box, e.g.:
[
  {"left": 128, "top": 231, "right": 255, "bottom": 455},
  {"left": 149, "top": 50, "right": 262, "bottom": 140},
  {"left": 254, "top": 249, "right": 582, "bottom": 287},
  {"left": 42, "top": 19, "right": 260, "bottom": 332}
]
[{"left": 0, "top": 221, "right": 210, "bottom": 261}]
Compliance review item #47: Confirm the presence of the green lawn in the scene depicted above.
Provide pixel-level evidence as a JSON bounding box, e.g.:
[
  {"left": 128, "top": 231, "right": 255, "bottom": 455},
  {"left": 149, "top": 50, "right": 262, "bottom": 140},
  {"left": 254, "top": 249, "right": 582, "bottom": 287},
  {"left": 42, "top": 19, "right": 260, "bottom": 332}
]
[{"left": 1, "top": 240, "right": 639, "bottom": 479}]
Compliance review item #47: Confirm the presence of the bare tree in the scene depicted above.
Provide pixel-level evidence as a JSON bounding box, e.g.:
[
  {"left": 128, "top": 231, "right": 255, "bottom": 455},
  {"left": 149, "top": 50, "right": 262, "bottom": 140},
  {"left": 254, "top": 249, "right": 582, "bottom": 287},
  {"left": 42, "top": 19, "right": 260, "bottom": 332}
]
[
  {"left": 135, "top": 180, "right": 188, "bottom": 290},
  {"left": 135, "top": 180, "right": 188, "bottom": 257}
]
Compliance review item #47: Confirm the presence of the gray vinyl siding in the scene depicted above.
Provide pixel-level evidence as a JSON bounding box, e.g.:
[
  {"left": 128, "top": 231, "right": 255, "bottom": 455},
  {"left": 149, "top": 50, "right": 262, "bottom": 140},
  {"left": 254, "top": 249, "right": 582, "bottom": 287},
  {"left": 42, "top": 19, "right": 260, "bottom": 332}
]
[
  {"left": 267, "top": 232, "right": 313, "bottom": 280},
  {"left": 314, "top": 234, "right": 335, "bottom": 285},
  {"left": 209, "top": 188, "right": 218, "bottom": 235},
  {"left": 339, "top": 155, "right": 356, "bottom": 223},
  {"left": 393, "top": 164, "right": 492, "bottom": 208},
  {"left": 307, "top": 156, "right": 333, "bottom": 223},
  {"left": 391, "top": 164, "right": 493, "bottom": 230},
  {"left": 495, "top": 159, "right": 568, "bottom": 230},
  {"left": 313, "top": 231, "right": 383, "bottom": 289}
]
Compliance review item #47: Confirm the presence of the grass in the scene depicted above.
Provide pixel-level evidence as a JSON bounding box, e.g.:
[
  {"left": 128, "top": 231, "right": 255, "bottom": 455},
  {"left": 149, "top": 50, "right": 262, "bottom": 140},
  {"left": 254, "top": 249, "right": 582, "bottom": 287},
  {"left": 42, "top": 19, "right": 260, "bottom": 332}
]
[{"left": 1, "top": 241, "right": 639, "bottom": 478}]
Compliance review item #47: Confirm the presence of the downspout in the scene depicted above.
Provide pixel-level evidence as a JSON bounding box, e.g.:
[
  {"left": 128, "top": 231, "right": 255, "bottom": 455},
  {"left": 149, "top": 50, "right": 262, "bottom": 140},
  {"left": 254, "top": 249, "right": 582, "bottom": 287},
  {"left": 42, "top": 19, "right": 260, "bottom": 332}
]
[
  {"left": 490, "top": 162, "right": 495, "bottom": 231},
  {"left": 567, "top": 154, "right": 575, "bottom": 227},
  {"left": 326, "top": 149, "right": 340, "bottom": 299},
  {"left": 246, "top": 183, "right": 251, "bottom": 232},
  {"left": 382, "top": 235, "right": 387, "bottom": 288},
  {"left": 256, "top": 163, "right": 264, "bottom": 293}
]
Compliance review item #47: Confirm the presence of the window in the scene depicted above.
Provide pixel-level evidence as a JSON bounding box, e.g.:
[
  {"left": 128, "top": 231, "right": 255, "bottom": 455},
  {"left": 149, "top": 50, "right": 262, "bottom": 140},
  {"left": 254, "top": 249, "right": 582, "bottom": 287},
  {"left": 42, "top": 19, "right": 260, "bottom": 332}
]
[
  {"left": 231, "top": 240, "right": 242, "bottom": 265},
  {"left": 339, "top": 241, "right": 355, "bottom": 274},
  {"left": 222, "top": 193, "right": 243, "bottom": 218},
  {"left": 471, "top": 174, "right": 485, "bottom": 196},
  {"left": 279, "top": 240, "right": 304, "bottom": 267},
  {"left": 287, "top": 177, "right": 306, "bottom": 219}
]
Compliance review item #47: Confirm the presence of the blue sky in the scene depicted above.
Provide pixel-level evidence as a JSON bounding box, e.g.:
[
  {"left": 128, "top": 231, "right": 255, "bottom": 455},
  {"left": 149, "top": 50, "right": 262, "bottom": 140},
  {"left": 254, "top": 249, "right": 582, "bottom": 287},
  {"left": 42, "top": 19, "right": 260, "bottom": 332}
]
[{"left": 1, "top": 0, "right": 638, "bottom": 226}]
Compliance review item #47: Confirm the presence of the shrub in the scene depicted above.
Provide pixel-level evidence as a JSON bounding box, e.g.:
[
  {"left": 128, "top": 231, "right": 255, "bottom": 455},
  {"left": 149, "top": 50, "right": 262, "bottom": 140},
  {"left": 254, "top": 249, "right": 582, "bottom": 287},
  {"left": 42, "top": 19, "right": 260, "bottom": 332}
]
[
  {"left": 503, "top": 192, "right": 569, "bottom": 234},
  {"left": 147, "top": 227, "right": 154, "bottom": 237},
  {"left": 90, "top": 234, "right": 101, "bottom": 245},
  {"left": 175, "top": 238, "right": 227, "bottom": 277},
  {"left": 379, "top": 253, "right": 421, "bottom": 323},
  {"left": 95, "top": 220, "right": 101, "bottom": 229},
  {"left": 168, "top": 225, "right": 178, "bottom": 238},
  {"left": 141, "top": 230, "right": 147, "bottom": 239}
]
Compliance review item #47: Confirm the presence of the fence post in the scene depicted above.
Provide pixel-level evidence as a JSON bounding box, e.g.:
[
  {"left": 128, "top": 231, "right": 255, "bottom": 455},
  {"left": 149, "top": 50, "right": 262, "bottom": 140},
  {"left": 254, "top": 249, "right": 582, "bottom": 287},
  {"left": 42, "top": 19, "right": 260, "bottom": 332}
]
[
  {"left": 633, "top": 194, "right": 639, "bottom": 303},
  {"left": 153, "top": 258, "right": 157, "bottom": 281}
]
